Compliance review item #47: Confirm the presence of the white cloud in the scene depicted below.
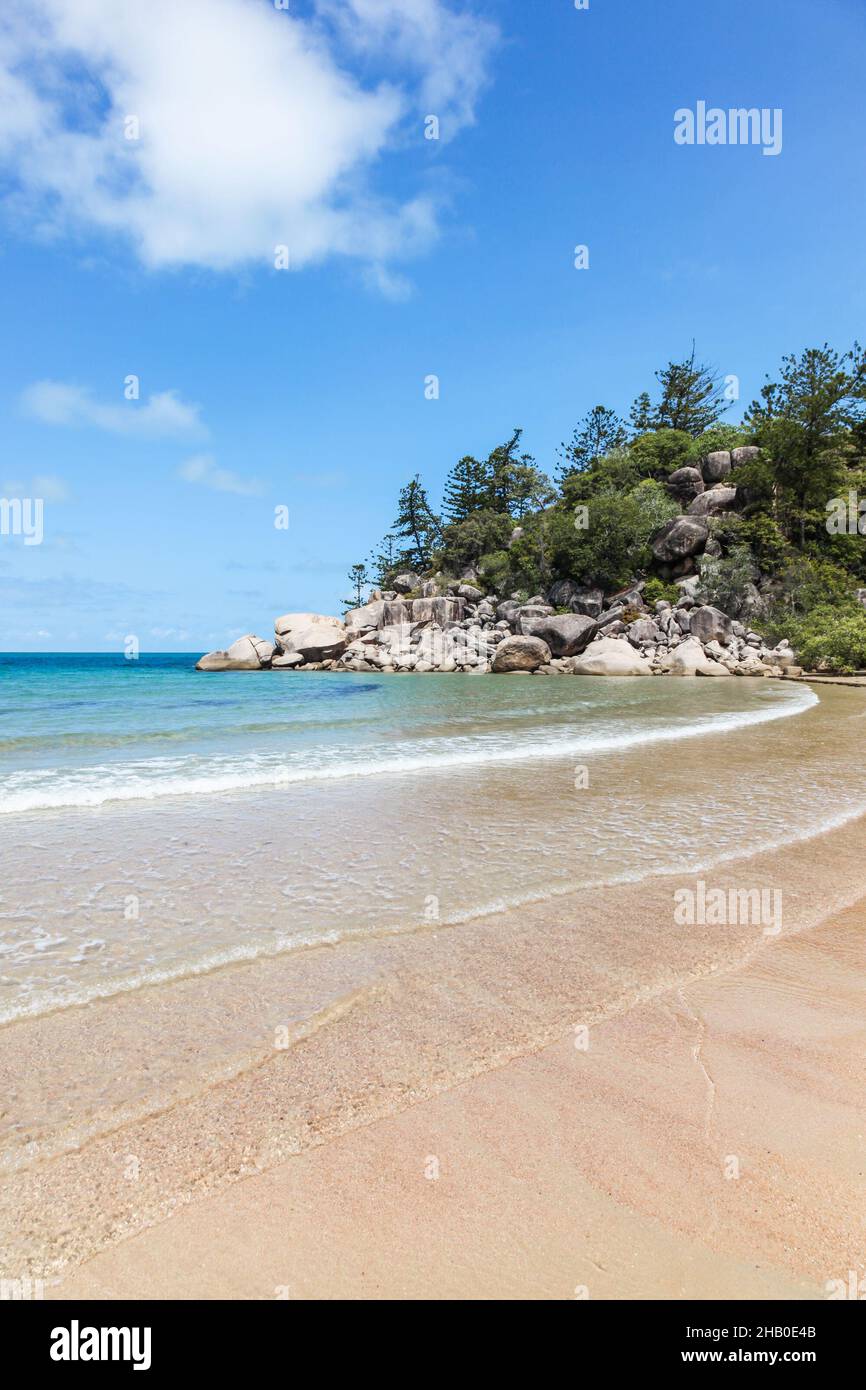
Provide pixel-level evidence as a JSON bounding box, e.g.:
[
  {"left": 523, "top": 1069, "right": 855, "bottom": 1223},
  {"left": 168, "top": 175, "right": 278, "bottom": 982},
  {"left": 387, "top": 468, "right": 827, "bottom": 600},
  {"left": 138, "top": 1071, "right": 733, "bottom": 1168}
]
[
  {"left": 178, "top": 453, "right": 263, "bottom": 497},
  {"left": 318, "top": 0, "right": 496, "bottom": 137},
  {"left": 22, "top": 381, "right": 206, "bottom": 438},
  {"left": 0, "top": 0, "right": 496, "bottom": 278}
]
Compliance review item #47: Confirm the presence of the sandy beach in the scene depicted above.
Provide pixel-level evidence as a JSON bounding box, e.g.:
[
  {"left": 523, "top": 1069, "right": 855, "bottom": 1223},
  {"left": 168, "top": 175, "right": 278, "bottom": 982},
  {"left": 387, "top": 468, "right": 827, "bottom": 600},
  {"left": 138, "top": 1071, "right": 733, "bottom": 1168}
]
[
  {"left": 0, "top": 675, "right": 863, "bottom": 1300},
  {"left": 44, "top": 882, "right": 866, "bottom": 1301}
]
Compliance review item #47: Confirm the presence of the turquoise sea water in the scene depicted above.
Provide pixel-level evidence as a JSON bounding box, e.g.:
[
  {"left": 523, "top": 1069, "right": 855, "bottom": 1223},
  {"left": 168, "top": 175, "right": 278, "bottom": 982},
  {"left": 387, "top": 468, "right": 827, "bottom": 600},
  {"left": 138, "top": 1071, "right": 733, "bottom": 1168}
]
[
  {"left": 0, "top": 651, "right": 818, "bottom": 815},
  {"left": 4, "top": 652, "right": 863, "bottom": 1026}
]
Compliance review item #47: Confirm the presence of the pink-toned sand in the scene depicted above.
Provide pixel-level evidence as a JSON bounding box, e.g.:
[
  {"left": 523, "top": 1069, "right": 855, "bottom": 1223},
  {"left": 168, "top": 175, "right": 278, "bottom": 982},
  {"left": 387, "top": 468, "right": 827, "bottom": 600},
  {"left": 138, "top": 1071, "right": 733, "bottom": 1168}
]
[{"left": 44, "top": 895, "right": 866, "bottom": 1300}]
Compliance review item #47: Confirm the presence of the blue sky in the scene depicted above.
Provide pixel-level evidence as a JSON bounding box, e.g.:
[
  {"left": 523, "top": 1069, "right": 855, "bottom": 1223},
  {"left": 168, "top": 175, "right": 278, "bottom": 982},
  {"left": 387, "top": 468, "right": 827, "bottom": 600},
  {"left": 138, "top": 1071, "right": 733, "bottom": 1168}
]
[{"left": 1, "top": 0, "right": 864, "bottom": 652}]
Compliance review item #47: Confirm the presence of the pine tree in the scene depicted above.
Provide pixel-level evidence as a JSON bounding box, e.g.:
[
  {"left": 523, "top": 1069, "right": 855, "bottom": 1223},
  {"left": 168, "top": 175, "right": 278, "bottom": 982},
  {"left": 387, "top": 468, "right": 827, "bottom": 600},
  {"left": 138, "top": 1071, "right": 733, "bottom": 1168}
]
[
  {"left": 557, "top": 405, "right": 627, "bottom": 481},
  {"left": 746, "top": 342, "right": 866, "bottom": 545},
  {"left": 442, "top": 455, "right": 488, "bottom": 522},
  {"left": 392, "top": 475, "right": 442, "bottom": 571},
  {"left": 653, "top": 344, "right": 728, "bottom": 436},
  {"left": 342, "top": 562, "right": 369, "bottom": 610},
  {"left": 367, "top": 533, "right": 399, "bottom": 586},
  {"left": 486, "top": 429, "right": 527, "bottom": 514},
  {"left": 629, "top": 391, "right": 655, "bottom": 436}
]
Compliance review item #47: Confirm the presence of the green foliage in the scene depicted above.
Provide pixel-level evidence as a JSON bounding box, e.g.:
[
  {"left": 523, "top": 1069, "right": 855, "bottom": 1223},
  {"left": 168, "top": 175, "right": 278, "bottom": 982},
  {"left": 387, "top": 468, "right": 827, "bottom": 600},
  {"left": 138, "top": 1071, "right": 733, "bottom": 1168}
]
[
  {"left": 642, "top": 577, "right": 681, "bottom": 606},
  {"left": 392, "top": 475, "right": 442, "bottom": 571},
  {"left": 737, "top": 515, "right": 790, "bottom": 570},
  {"left": 559, "top": 447, "right": 643, "bottom": 503},
  {"left": 686, "top": 423, "right": 750, "bottom": 462},
  {"left": 557, "top": 405, "right": 627, "bottom": 481},
  {"left": 369, "top": 342, "right": 866, "bottom": 645},
  {"left": 543, "top": 481, "right": 679, "bottom": 592},
  {"left": 476, "top": 549, "right": 511, "bottom": 592},
  {"left": 628, "top": 429, "right": 694, "bottom": 479},
  {"left": 342, "top": 562, "right": 369, "bottom": 610},
  {"left": 435, "top": 509, "right": 513, "bottom": 575},
  {"left": 747, "top": 342, "right": 866, "bottom": 545},
  {"left": 770, "top": 553, "right": 854, "bottom": 619},
  {"left": 696, "top": 544, "right": 759, "bottom": 618},
  {"left": 727, "top": 452, "right": 775, "bottom": 514},
  {"left": 442, "top": 455, "right": 489, "bottom": 523},
  {"left": 778, "top": 605, "right": 866, "bottom": 674},
  {"left": 652, "top": 345, "right": 731, "bottom": 436},
  {"left": 367, "top": 532, "right": 400, "bottom": 586}
]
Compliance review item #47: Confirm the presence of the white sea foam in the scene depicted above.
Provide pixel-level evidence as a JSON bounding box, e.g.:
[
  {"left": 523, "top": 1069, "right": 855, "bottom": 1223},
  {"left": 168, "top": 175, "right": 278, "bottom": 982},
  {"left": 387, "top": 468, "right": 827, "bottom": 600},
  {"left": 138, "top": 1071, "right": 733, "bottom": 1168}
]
[
  {"left": 2, "top": 783, "right": 862, "bottom": 1028},
  {"left": 0, "top": 684, "right": 817, "bottom": 815}
]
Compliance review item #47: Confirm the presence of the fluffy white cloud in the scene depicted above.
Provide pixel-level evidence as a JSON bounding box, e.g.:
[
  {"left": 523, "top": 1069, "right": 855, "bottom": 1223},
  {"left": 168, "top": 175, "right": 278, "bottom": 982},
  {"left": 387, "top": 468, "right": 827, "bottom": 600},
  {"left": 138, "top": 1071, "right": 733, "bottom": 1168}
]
[
  {"left": 178, "top": 453, "right": 263, "bottom": 497},
  {"left": 21, "top": 381, "right": 205, "bottom": 438},
  {"left": 0, "top": 0, "right": 496, "bottom": 277}
]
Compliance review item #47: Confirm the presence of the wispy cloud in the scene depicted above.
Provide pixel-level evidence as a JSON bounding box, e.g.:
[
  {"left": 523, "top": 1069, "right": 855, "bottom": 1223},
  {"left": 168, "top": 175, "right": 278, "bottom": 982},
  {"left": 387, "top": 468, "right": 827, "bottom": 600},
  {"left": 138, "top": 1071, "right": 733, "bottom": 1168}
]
[
  {"left": 177, "top": 453, "right": 263, "bottom": 497},
  {"left": 0, "top": 0, "right": 497, "bottom": 285},
  {"left": 22, "top": 381, "right": 206, "bottom": 438}
]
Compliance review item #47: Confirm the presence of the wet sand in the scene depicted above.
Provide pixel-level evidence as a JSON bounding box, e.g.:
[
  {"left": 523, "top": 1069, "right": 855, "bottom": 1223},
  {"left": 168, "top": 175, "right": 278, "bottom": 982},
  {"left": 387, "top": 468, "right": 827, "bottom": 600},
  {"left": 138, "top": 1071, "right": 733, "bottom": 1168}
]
[
  {"left": 49, "top": 894, "right": 866, "bottom": 1300},
  {"left": 2, "top": 682, "right": 865, "bottom": 1298}
]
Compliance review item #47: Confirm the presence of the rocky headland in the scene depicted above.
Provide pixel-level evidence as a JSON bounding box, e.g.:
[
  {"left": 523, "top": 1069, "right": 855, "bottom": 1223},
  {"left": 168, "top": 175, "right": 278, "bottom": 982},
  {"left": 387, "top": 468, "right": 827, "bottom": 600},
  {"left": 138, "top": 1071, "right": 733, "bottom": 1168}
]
[
  {"left": 196, "top": 580, "right": 799, "bottom": 680},
  {"left": 196, "top": 443, "right": 808, "bottom": 678}
]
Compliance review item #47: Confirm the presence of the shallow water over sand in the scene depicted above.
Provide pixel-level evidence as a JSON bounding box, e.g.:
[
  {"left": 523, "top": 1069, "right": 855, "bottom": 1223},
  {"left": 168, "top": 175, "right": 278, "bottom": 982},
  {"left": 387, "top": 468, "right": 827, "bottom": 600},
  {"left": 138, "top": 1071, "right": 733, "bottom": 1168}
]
[
  {"left": 2, "top": 676, "right": 866, "bottom": 1273},
  {"left": 0, "top": 662, "right": 839, "bottom": 1022}
]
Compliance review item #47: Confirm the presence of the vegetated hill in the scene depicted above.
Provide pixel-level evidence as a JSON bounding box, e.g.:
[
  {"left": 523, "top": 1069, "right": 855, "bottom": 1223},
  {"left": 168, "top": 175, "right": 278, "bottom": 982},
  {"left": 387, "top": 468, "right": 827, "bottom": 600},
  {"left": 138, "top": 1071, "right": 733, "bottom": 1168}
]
[{"left": 355, "top": 344, "right": 866, "bottom": 673}]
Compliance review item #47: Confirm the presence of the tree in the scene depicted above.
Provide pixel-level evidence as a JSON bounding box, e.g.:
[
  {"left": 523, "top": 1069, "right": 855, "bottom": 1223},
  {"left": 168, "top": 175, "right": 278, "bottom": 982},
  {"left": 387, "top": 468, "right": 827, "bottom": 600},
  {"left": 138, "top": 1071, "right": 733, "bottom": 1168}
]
[
  {"left": 392, "top": 474, "right": 442, "bottom": 571},
  {"left": 746, "top": 342, "right": 866, "bottom": 545},
  {"left": 629, "top": 391, "right": 655, "bottom": 436},
  {"left": 367, "top": 532, "right": 399, "bottom": 586},
  {"left": 441, "top": 454, "right": 489, "bottom": 523},
  {"left": 485, "top": 429, "right": 527, "bottom": 514},
  {"left": 653, "top": 344, "right": 729, "bottom": 436},
  {"left": 508, "top": 462, "right": 556, "bottom": 518},
  {"left": 343, "top": 562, "right": 369, "bottom": 610},
  {"left": 557, "top": 405, "right": 627, "bottom": 481},
  {"left": 437, "top": 509, "right": 513, "bottom": 575}
]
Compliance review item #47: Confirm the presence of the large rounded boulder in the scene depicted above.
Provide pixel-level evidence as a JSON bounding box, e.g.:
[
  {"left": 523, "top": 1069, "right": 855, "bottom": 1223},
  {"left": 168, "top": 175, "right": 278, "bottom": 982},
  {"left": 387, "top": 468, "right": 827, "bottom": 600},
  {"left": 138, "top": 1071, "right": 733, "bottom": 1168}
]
[
  {"left": 700, "top": 451, "right": 732, "bottom": 484},
  {"left": 687, "top": 485, "right": 738, "bottom": 517},
  {"left": 491, "top": 635, "right": 551, "bottom": 673},
  {"left": 668, "top": 637, "right": 732, "bottom": 676},
  {"left": 651, "top": 516, "right": 710, "bottom": 564},
  {"left": 572, "top": 638, "right": 653, "bottom": 676},
  {"left": 688, "top": 605, "right": 733, "bottom": 646},
  {"left": 196, "top": 634, "right": 272, "bottom": 671},
  {"left": 275, "top": 613, "right": 348, "bottom": 662},
  {"left": 666, "top": 467, "right": 705, "bottom": 504},
  {"left": 523, "top": 614, "right": 598, "bottom": 657},
  {"left": 344, "top": 601, "right": 385, "bottom": 632}
]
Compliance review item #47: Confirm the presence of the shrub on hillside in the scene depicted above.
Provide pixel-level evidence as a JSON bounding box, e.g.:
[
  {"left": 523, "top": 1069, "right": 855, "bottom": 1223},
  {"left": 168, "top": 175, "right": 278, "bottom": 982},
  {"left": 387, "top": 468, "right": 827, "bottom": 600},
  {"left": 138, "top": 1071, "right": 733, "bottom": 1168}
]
[{"left": 781, "top": 605, "right": 866, "bottom": 674}]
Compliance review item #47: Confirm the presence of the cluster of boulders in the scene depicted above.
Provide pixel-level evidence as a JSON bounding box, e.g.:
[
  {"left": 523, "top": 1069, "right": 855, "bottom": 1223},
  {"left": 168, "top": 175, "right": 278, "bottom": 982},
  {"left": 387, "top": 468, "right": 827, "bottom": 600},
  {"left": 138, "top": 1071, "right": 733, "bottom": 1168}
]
[
  {"left": 196, "top": 571, "right": 800, "bottom": 679},
  {"left": 653, "top": 446, "right": 758, "bottom": 581}
]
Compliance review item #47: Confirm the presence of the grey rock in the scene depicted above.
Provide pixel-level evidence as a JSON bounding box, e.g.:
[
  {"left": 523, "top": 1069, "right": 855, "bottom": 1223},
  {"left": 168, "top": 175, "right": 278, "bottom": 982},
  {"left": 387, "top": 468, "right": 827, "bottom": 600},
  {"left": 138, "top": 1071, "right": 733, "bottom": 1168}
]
[
  {"left": 731, "top": 446, "right": 760, "bottom": 467},
  {"left": 391, "top": 572, "right": 420, "bottom": 594},
  {"left": 687, "top": 485, "right": 738, "bottom": 517},
  {"left": 666, "top": 467, "right": 705, "bottom": 503},
  {"left": 491, "top": 635, "right": 552, "bottom": 673},
  {"left": 688, "top": 605, "right": 733, "bottom": 646},
  {"left": 523, "top": 613, "right": 598, "bottom": 657},
  {"left": 700, "top": 450, "right": 732, "bottom": 484},
  {"left": 652, "top": 517, "right": 710, "bottom": 564},
  {"left": 572, "top": 638, "right": 653, "bottom": 677},
  {"left": 627, "top": 618, "right": 663, "bottom": 646}
]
